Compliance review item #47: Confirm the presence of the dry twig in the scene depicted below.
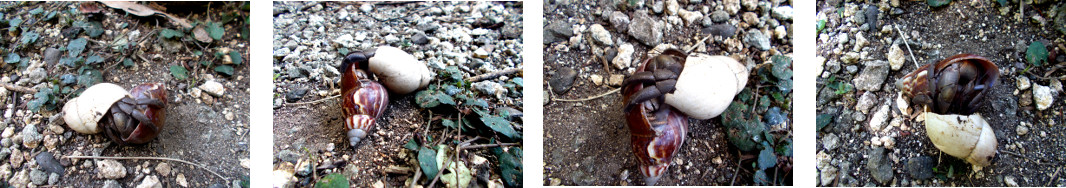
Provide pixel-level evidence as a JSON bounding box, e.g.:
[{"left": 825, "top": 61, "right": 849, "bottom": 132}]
[
  {"left": 466, "top": 67, "right": 522, "bottom": 82},
  {"left": 554, "top": 88, "right": 621, "bottom": 102},
  {"left": 65, "top": 155, "right": 227, "bottom": 181},
  {"left": 0, "top": 83, "right": 36, "bottom": 93}
]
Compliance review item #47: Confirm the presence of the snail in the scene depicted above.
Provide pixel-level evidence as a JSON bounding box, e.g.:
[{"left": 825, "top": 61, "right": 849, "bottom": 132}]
[
  {"left": 622, "top": 48, "right": 747, "bottom": 185},
  {"left": 897, "top": 54, "right": 999, "bottom": 115},
  {"left": 343, "top": 46, "right": 433, "bottom": 95},
  {"left": 63, "top": 83, "right": 168, "bottom": 145},
  {"left": 897, "top": 54, "right": 1000, "bottom": 168},
  {"left": 924, "top": 113, "right": 996, "bottom": 169},
  {"left": 341, "top": 52, "right": 390, "bottom": 148}
]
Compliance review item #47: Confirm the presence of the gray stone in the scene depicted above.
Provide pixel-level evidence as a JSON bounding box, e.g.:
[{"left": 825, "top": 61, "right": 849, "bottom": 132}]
[
  {"left": 710, "top": 10, "right": 729, "bottom": 23},
  {"left": 608, "top": 11, "right": 630, "bottom": 32},
  {"left": 545, "top": 21, "right": 574, "bottom": 44},
  {"left": 97, "top": 160, "right": 126, "bottom": 179},
  {"left": 35, "top": 152, "right": 63, "bottom": 175},
  {"left": 772, "top": 6, "right": 793, "bottom": 20},
  {"left": 820, "top": 166, "right": 838, "bottom": 186},
  {"left": 628, "top": 12, "right": 663, "bottom": 46},
  {"left": 723, "top": 0, "right": 741, "bottom": 14},
  {"left": 47, "top": 172, "right": 58, "bottom": 185},
  {"left": 549, "top": 68, "right": 578, "bottom": 94},
  {"left": 21, "top": 124, "right": 41, "bottom": 149},
  {"left": 588, "top": 24, "right": 613, "bottom": 46},
  {"left": 741, "top": 0, "right": 758, "bottom": 11},
  {"left": 905, "top": 156, "right": 934, "bottom": 179},
  {"left": 664, "top": 0, "right": 679, "bottom": 16},
  {"left": 678, "top": 9, "right": 703, "bottom": 26},
  {"left": 102, "top": 180, "right": 122, "bottom": 188},
  {"left": 472, "top": 81, "right": 506, "bottom": 97},
  {"left": 865, "top": 5, "right": 880, "bottom": 31},
  {"left": 744, "top": 29, "right": 771, "bottom": 51},
  {"left": 703, "top": 24, "right": 737, "bottom": 38},
  {"left": 285, "top": 87, "right": 309, "bottom": 103},
  {"left": 411, "top": 32, "right": 429, "bottom": 45},
  {"left": 43, "top": 48, "right": 60, "bottom": 65},
  {"left": 136, "top": 175, "right": 162, "bottom": 188},
  {"left": 276, "top": 150, "right": 300, "bottom": 163},
  {"left": 855, "top": 92, "right": 877, "bottom": 114},
  {"left": 852, "top": 60, "right": 889, "bottom": 91},
  {"left": 866, "top": 147, "right": 893, "bottom": 185},
  {"left": 652, "top": 1, "right": 665, "bottom": 14},
  {"left": 613, "top": 43, "right": 635, "bottom": 70},
  {"left": 29, "top": 168, "right": 46, "bottom": 185},
  {"left": 821, "top": 133, "right": 840, "bottom": 150}
]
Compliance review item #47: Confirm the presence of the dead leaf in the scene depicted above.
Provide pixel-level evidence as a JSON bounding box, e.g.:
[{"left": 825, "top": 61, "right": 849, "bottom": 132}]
[
  {"left": 99, "top": 1, "right": 192, "bottom": 29},
  {"left": 79, "top": 2, "right": 102, "bottom": 14},
  {"left": 193, "top": 25, "right": 212, "bottom": 43}
]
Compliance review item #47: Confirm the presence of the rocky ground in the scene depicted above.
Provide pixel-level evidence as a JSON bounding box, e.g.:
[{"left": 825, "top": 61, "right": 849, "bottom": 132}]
[
  {"left": 0, "top": 2, "right": 250, "bottom": 188},
  {"left": 542, "top": 0, "right": 793, "bottom": 186},
  {"left": 816, "top": 0, "right": 1066, "bottom": 186},
  {"left": 272, "top": 1, "right": 524, "bottom": 187}
]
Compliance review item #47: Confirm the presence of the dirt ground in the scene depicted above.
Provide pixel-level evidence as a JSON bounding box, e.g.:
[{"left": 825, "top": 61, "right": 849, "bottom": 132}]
[
  {"left": 0, "top": 1, "right": 249, "bottom": 187},
  {"left": 542, "top": 0, "right": 793, "bottom": 186},
  {"left": 272, "top": 1, "right": 524, "bottom": 187},
  {"left": 816, "top": 0, "right": 1066, "bottom": 186}
]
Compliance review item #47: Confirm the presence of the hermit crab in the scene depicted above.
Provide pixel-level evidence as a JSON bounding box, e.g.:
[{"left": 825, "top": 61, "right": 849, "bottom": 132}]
[
  {"left": 623, "top": 48, "right": 748, "bottom": 185},
  {"left": 62, "top": 83, "right": 168, "bottom": 145},
  {"left": 896, "top": 54, "right": 1000, "bottom": 169},
  {"left": 340, "top": 46, "right": 432, "bottom": 148}
]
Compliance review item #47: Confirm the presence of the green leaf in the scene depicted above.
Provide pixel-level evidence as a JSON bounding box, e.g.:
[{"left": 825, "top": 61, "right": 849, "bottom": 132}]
[
  {"left": 123, "top": 58, "right": 134, "bottom": 67},
  {"left": 771, "top": 55, "right": 792, "bottom": 80},
  {"left": 170, "top": 65, "right": 188, "bottom": 80},
  {"left": 816, "top": 113, "right": 834, "bottom": 131},
  {"left": 200, "top": 61, "right": 211, "bottom": 67},
  {"left": 776, "top": 140, "right": 793, "bottom": 157},
  {"left": 444, "top": 66, "right": 463, "bottom": 81},
  {"left": 415, "top": 90, "right": 441, "bottom": 108},
  {"left": 28, "top": 8, "right": 43, "bottom": 15},
  {"left": 927, "top": 0, "right": 951, "bottom": 7},
  {"left": 27, "top": 88, "right": 52, "bottom": 112},
  {"left": 229, "top": 50, "right": 243, "bottom": 65},
  {"left": 159, "top": 29, "right": 184, "bottom": 39},
  {"left": 85, "top": 55, "right": 104, "bottom": 65},
  {"left": 440, "top": 162, "right": 472, "bottom": 188},
  {"left": 757, "top": 144, "right": 777, "bottom": 170},
  {"left": 215, "top": 65, "right": 235, "bottom": 77},
  {"left": 313, "top": 173, "right": 349, "bottom": 188},
  {"left": 20, "top": 32, "right": 38, "bottom": 45},
  {"left": 753, "top": 170, "right": 769, "bottom": 185},
  {"left": 441, "top": 119, "right": 458, "bottom": 129},
  {"left": 479, "top": 112, "right": 520, "bottom": 139},
  {"left": 1027, "top": 41, "right": 1049, "bottom": 67},
  {"left": 403, "top": 138, "right": 419, "bottom": 151},
  {"left": 722, "top": 102, "right": 766, "bottom": 151},
  {"left": 8, "top": 18, "right": 21, "bottom": 32},
  {"left": 493, "top": 147, "right": 522, "bottom": 188},
  {"left": 4, "top": 53, "right": 19, "bottom": 64},
  {"left": 206, "top": 22, "right": 225, "bottom": 40},
  {"left": 816, "top": 19, "right": 826, "bottom": 34},
  {"left": 417, "top": 146, "right": 439, "bottom": 179},
  {"left": 67, "top": 38, "right": 87, "bottom": 57}
]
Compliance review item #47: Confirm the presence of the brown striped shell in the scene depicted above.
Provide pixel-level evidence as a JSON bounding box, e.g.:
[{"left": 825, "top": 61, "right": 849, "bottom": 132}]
[
  {"left": 342, "top": 59, "right": 389, "bottom": 148},
  {"left": 897, "top": 54, "right": 999, "bottom": 115},
  {"left": 623, "top": 50, "right": 690, "bottom": 186}
]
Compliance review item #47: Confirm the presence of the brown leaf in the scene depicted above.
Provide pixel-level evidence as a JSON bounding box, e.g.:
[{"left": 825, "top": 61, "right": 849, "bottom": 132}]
[
  {"left": 193, "top": 25, "right": 213, "bottom": 43},
  {"left": 79, "top": 2, "right": 102, "bottom": 14},
  {"left": 99, "top": 1, "right": 192, "bottom": 29}
]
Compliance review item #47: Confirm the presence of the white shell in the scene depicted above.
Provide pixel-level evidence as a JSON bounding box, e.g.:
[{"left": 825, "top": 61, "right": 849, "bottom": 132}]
[
  {"left": 925, "top": 113, "right": 997, "bottom": 167},
  {"left": 664, "top": 54, "right": 749, "bottom": 120},
  {"left": 62, "top": 83, "right": 130, "bottom": 134},
  {"left": 368, "top": 46, "right": 433, "bottom": 95}
]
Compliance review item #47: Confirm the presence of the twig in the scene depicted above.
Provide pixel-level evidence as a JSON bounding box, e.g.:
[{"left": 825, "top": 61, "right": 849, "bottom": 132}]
[
  {"left": 0, "top": 83, "right": 36, "bottom": 93},
  {"left": 460, "top": 143, "right": 519, "bottom": 150},
  {"left": 410, "top": 166, "right": 422, "bottom": 188},
  {"left": 65, "top": 155, "right": 227, "bottom": 181},
  {"left": 465, "top": 67, "right": 522, "bottom": 82},
  {"left": 685, "top": 33, "right": 715, "bottom": 53},
  {"left": 427, "top": 115, "right": 460, "bottom": 188},
  {"left": 730, "top": 150, "right": 741, "bottom": 186},
  {"left": 554, "top": 88, "right": 621, "bottom": 102},
  {"left": 285, "top": 94, "right": 340, "bottom": 106},
  {"left": 1049, "top": 167, "right": 1061, "bottom": 187},
  {"left": 893, "top": 24, "right": 920, "bottom": 68}
]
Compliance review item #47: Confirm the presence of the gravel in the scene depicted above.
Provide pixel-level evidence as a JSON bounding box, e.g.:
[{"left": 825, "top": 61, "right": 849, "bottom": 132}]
[
  {"left": 743, "top": 29, "right": 771, "bottom": 50},
  {"left": 852, "top": 60, "right": 889, "bottom": 91},
  {"left": 97, "top": 160, "right": 127, "bottom": 179},
  {"left": 628, "top": 12, "right": 664, "bottom": 46}
]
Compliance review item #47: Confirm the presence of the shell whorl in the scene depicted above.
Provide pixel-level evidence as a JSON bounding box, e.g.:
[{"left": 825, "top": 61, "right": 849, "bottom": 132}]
[{"left": 341, "top": 69, "right": 389, "bottom": 148}]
